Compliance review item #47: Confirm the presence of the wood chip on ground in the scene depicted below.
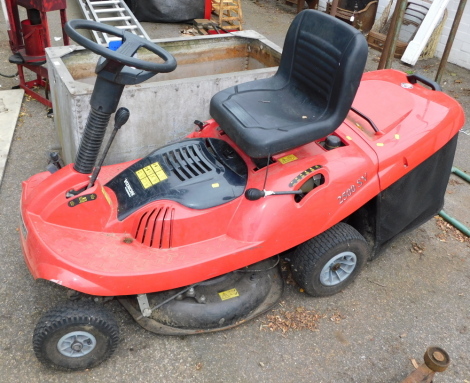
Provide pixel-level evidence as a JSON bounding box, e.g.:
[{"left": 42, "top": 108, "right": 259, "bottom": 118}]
[
  {"left": 261, "top": 306, "right": 323, "bottom": 333},
  {"left": 435, "top": 216, "right": 469, "bottom": 245}
]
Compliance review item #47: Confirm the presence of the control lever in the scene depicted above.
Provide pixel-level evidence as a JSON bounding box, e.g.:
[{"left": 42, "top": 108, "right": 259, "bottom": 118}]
[
  {"left": 245, "top": 188, "right": 303, "bottom": 201},
  {"left": 87, "top": 107, "right": 130, "bottom": 189}
]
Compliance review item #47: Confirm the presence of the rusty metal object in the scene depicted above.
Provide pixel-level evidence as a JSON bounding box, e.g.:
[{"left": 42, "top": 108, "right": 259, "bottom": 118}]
[
  {"left": 329, "top": 0, "right": 339, "bottom": 17},
  {"left": 401, "top": 347, "right": 450, "bottom": 383},
  {"left": 367, "top": 30, "right": 408, "bottom": 58},
  {"left": 65, "top": 42, "right": 281, "bottom": 82},
  {"left": 435, "top": 0, "right": 467, "bottom": 84},
  {"left": 286, "top": 0, "right": 319, "bottom": 13},
  {"left": 377, "top": 0, "right": 407, "bottom": 70},
  {"left": 423, "top": 347, "right": 451, "bottom": 372},
  {"left": 326, "top": 0, "right": 378, "bottom": 33},
  {"left": 4, "top": 0, "right": 69, "bottom": 107},
  {"left": 17, "top": 0, "right": 66, "bottom": 13}
]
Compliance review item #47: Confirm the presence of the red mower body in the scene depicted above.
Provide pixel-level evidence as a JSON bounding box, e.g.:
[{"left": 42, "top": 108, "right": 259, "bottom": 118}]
[{"left": 20, "top": 69, "right": 464, "bottom": 297}]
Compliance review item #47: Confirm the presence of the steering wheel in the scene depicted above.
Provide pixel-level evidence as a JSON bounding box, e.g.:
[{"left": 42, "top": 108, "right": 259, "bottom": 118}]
[{"left": 65, "top": 19, "right": 177, "bottom": 74}]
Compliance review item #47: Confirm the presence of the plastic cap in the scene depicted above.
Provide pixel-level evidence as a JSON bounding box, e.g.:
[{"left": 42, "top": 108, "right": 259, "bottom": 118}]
[{"left": 108, "top": 40, "right": 123, "bottom": 51}]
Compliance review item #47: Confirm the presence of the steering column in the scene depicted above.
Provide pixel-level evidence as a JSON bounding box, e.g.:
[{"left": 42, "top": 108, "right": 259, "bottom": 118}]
[{"left": 64, "top": 20, "right": 177, "bottom": 174}]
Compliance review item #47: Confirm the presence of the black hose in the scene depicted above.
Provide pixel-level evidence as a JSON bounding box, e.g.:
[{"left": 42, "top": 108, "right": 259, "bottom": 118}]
[
  {"left": 74, "top": 108, "right": 111, "bottom": 174},
  {"left": 0, "top": 71, "right": 18, "bottom": 78}
]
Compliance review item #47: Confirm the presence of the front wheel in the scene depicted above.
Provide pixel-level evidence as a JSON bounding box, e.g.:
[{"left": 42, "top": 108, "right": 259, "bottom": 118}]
[
  {"left": 33, "top": 301, "right": 119, "bottom": 370},
  {"left": 291, "top": 222, "right": 369, "bottom": 297}
]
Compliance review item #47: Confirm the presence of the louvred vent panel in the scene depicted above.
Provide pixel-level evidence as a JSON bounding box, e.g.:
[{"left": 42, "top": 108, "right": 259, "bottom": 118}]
[{"left": 133, "top": 206, "right": 175, "bottom": 249}]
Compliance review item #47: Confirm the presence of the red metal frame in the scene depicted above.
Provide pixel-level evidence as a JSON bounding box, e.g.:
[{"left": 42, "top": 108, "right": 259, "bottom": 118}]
[
  {"left": 17, "top": 63, "right": 52, "bottom": 107},
  {"left": 205, "top": 0, "right": 212, "bottom": 19},
  {"left": 4, "top": 0, "right": 68, "bottom": 107}
]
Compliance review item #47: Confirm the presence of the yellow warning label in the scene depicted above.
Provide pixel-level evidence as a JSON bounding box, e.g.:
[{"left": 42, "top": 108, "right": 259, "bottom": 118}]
[
  {"left": 218, "top": 288, "right": 240, "bottom": 301},
  {"left": 135, "top": 162, "right": 168, "bottom": 189},
  {"left": 68, "top": 193, "right": 97, "bottom": 207},
  {"left": 278, "top": 154, "right": 298, "bottom": 164},
  {"left": 212, "top": 183, "right": 220, "bottom": 188},
  {"left": 141, "top": 177, "right": 153, "bottom": 189},
  {"left": 102, "top": 187, "right": 112, "bottom": 206}
]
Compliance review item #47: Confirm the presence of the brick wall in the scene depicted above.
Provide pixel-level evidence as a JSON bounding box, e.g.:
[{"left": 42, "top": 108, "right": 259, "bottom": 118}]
[{"left": 435, "top": 0, "right": 470, "bottom": 69}]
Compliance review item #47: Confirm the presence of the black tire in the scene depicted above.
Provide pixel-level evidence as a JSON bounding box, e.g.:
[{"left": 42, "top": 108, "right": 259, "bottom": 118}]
[
  {"left": 291, "top": 222, "right": 369, "bottom": 297},
  {"left": 33, "top": 301, "right": 119, "bottom": 371}
]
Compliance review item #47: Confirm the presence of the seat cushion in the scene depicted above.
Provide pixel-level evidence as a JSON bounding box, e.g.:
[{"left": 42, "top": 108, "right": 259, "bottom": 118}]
[{"left": 210, "top": 80, "right": 333, "bottom": 158}]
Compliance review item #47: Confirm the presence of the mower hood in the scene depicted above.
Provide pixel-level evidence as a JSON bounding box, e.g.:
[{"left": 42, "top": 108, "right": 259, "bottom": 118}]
[{"left": 105, "top": 138, "right": 248, "bottom": 220}]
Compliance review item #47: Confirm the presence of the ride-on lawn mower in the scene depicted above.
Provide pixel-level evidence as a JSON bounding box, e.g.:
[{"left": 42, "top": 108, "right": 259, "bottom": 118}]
[{"left": 19, "top": 10, "right": 464, "bottom": 370}]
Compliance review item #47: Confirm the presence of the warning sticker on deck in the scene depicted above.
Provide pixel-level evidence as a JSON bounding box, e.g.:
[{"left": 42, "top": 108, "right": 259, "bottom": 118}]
[
  {"left": 278, "top": 154, "right": 298, "bottom": 164},
  {"left": 68, "top": 193, "right": 97, "bottom": 207},
  {"left": 135, "top": 162, "right": 168, "bottom": 189},
  {"left": 218, "top": 288, "right": 240, "bottom": 301}
]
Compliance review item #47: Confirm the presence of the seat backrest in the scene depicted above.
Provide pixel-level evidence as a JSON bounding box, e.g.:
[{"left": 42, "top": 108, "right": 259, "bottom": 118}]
[
  {"left": 278, "top": 10, "right": 368, "bottom": 118},
  {"left": 208, "top": 10, "right": 369, "bottom": 159}
]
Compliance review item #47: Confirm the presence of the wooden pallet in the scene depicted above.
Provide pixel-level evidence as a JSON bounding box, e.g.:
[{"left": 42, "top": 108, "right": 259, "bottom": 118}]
[{"left": 211, "top": 0, "right": 243, "bottom": 30}]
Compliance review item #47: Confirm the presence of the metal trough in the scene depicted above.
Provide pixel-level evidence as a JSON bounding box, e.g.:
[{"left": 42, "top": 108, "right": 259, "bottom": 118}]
[{"left": 47, "top": 31, "right": 281, "bottom": 165}]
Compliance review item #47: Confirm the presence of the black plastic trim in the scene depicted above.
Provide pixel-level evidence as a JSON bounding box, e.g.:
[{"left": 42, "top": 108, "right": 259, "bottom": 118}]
[
  {"left": 106, "top": 139, "right": 248, "bottom": 220},
  {"left": 407, "top": 74, "right": 442, "bottom": 91}
]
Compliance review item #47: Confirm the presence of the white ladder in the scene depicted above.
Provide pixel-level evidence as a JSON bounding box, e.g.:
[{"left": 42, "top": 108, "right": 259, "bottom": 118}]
[{"left": 77, "top": 0, "right": 150, "bottom": 45}]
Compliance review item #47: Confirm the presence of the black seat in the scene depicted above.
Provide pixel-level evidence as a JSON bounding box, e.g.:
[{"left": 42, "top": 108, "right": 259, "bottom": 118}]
[{"left": 210, "top": 10, "right": 368, "bottom": 158}]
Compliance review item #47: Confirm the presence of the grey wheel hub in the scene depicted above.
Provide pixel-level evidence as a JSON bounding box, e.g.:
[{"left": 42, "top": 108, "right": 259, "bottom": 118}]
[
  {"left": 57, "top": 331, "right": 97, "bottom": 357},
  {"left": 319, "top": 251, "right": 357, "bottom": 286}
]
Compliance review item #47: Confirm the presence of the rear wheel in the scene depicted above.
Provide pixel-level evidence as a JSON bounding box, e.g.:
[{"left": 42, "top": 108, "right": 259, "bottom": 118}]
[
  {"left": 33, "top": 301, "right": 119, "bottom": 370},
  {"left": 291, "top": 222, "right": 369, "bottom": 296}
]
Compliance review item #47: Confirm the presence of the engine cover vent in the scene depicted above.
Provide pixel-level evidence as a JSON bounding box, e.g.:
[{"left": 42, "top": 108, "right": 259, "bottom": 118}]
[
  {"left": 106, "top": 138, "right": 247, "bottom": 220},
  {"left": 162, "top": 143, "right": 215, "bottom": 181},
  {"left": 133, "top": 206, "right": 175, "bottom": 249}
]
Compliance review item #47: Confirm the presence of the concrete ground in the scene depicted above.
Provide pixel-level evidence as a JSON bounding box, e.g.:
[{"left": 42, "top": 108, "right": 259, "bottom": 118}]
[{"left": 0, "top": 0, "right": 469, "bottom": 382}]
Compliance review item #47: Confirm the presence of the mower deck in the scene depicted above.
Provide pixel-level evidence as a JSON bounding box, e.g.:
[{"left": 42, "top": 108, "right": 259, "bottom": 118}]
[{"left": 119, "top": 258, "right": 284, "bottom": 335}]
